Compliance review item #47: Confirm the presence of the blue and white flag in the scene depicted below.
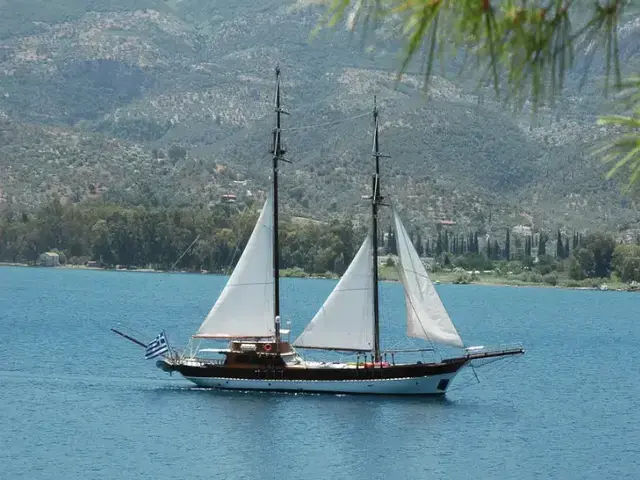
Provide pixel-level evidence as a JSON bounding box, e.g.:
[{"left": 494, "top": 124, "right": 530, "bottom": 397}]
[{"left": 145, "top": 331, "right": 169, "bottom": 359}]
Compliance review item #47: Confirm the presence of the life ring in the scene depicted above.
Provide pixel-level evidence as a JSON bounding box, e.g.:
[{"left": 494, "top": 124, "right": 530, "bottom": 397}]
[{"left": 264, "top": 343, "right": 273, "bottom": 352}]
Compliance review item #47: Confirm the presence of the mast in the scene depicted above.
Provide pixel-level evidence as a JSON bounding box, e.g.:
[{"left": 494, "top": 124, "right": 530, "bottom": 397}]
[
  {"left": 271, "top": 66, "right": 287, "bottom": 350},
  {"left": 371, "top": 96, "right": 386, "bottom": 363}
]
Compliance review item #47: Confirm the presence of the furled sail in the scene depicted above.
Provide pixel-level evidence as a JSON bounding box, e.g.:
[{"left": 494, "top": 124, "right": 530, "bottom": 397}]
[
  {"left": 293, "top": 233, "right": 374, "bottom": 351},
  {"left": 194, "top": 196, "right": 275, "bottom": 338},
  {"left": 393, "top": 210, "right": 464, "bottom": 348}
]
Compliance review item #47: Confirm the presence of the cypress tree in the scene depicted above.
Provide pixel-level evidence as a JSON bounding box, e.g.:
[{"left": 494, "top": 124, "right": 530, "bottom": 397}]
[
  {"left": 556, "top": 230, "right": 564, "bottom": 258},
  {"left": 415, "top": 232, "right": 424, "bottom": 256},
  {"left": 493, "top": 240, "right": 500, "bottom": 260},
  {"left": 539, "top": 234, "right": 547, "bottom": 255},
  {"left": 387, "top": 226, "right": 397, "bottom": 255},
  {"left": 564, "top": 237, "right": 570, "bottom": 258},
  {"left": 504, "top": 228, "right": 511, "bottom": 260}
]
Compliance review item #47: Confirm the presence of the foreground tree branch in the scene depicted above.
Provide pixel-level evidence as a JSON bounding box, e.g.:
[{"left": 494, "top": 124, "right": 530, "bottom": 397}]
[{"left": 317, "top": 0, "right": 640, "bottom": 189}]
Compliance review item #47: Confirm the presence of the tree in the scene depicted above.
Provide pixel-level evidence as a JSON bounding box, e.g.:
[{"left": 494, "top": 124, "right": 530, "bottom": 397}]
[
  {"left": 569, "top": 248, "right": 596, "bottom": 280},
  {"left": 90, "top": 219, "right": 114, "bottom": 266},
  {"left": 612, "top": 244, "right": 640, "bottom": 282},
  {"left": 556, "top": 231, "right": 564, "bottom": 259},
  {"left": 493, "top": 240, "right": 501, "bottom": 260},
  {"left": 168, "top": 144, "right": 187, "bottom": 163},
  {"left": 435, "top": 231, "right": 443, "bottom": 256},
  {"left": 539, "top": 234, "right": 547, "bottom": 256},
  {"left": 415, "top": 231, "right": 424, "bottom": 256},
  {"left": 386, "top": 225, "right": 397, "bottom": 255},
  {"left": 321, "top": 1, "right": 640, "bottom": 189},
  {"left": 583, "top": 233, "right": 616, "bottom": 278},
  {"left": 504, "top": 228, "right": 510, "bottom": 260}
]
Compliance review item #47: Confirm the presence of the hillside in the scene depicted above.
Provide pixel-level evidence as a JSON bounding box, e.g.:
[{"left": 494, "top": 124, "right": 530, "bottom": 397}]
[{"left": 0, "top": 0, "right": 639, "bottom": 238}]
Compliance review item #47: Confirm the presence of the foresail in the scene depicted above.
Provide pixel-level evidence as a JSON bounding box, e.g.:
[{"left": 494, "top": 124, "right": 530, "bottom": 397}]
[
  {"left": 293, "top": 233, "right": 374, "bottom": 351},
  {"left": 195, "top": 196, "right": 274, "bottom": 338},
  {"left": 393, "top": 210, "right": 464, "bottom": 348}
]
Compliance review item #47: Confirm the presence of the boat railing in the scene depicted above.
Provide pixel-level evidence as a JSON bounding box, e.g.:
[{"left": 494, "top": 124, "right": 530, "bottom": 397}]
[
  {"left": 463, "top": 343, "right": 525, "bottom": 359},
  {"left": 178, "top": 356, "right": 226, "bottom": 366}
]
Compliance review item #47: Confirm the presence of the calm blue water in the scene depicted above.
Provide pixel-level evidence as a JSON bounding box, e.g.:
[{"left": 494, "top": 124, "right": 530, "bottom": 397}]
[{"left": 1, "top": 266, "right": 638, "bottom": 479}]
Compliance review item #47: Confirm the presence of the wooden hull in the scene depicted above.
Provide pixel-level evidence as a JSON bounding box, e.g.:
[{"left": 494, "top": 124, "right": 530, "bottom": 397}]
[{"left": 161, "top": 358, "right": 468, "bottom": 395}]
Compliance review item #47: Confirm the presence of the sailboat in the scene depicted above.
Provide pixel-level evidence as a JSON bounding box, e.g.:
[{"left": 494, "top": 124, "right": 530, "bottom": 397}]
[{"left": 151, "top": 71, "right": 524, "bottom": 395}]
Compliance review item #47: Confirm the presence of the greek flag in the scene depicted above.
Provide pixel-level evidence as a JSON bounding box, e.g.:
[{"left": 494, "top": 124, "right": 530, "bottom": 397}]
[{"left": 145, "top": 331, "right": 169, "bottom": 359}]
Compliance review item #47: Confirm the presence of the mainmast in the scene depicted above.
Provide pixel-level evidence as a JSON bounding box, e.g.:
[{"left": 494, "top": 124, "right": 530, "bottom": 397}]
[
  {"left": 371, "top": 96, "right": 387, "bottom": 363},
  {"left": 271, "top": 66, "right": 287, "bottom": 350}
]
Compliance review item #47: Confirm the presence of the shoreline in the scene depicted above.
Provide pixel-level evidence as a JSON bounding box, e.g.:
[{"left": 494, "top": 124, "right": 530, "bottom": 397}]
[{"left": 2, "top": 262, "right": 636, "bottom": 292}]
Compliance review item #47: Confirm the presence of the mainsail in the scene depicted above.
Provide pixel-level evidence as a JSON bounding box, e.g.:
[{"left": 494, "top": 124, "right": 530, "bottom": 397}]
[
  {"left": 293, "top": 233, "right": 375, "bottom": 351},
  {"left": 393, "top": 209, "right": 464, "bottom": 348},
  {"left": 194, "top": 196, "right": 275, "bottom": 339}
]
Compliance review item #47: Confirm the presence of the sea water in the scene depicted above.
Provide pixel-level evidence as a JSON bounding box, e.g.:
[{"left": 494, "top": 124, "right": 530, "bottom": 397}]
[{"left": 0, "top": 266, "right": 638, "bottom": 479}]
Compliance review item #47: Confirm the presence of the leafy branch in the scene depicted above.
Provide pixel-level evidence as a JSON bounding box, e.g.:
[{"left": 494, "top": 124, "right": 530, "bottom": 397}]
[
  {"left": 595, "top": 76, "right": 640, "bottom": 190},
  {"left": 318, "top": 0, "right": 640, "bottom": 188}
]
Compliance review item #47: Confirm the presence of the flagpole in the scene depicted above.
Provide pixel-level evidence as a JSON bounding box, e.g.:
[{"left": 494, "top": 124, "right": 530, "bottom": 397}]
[
  {"left": 111, "top": 328, "right": 147, "bottom": 349},
  {"left": 161, "top": 329, "right": 173, "bottom": 360},
  {"left": 111, "top": 328, "right": 171, "bottom": 360}
]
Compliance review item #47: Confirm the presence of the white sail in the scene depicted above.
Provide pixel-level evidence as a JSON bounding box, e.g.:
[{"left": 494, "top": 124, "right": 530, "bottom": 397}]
[
  {"left": 293, "top": 233, "right": 374, "bottom": 351},
  {"left": 393, "top": 210, "right": 464, "bottom": 348},
  {"left": 194, "top": 196, "right": 275, "bottom": 339}
]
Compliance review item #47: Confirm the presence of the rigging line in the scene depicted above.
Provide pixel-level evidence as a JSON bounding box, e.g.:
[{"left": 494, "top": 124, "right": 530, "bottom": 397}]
[
  {"left": 282, "top": 112, "right": 369, "bottom": 132},
  {"left": 224, "top": 201, "right": 254, "bottom": 274},
  {"left": 446, "top": 355, "right": 521, "bottom": 393},
  {"left": 171, "top": 234, "right": 200, "bottom": 271},
  {"left": 450, "top": 354, "right": 522, "bottom": 393},
  {"left": 471, "top": 353, "right": 522, "bottom": 374}
]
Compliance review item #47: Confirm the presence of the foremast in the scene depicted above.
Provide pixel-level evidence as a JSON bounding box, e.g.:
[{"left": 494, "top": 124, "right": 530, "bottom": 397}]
[
  {"left": 370, "top": 97, "right": 388, "bottom": 363},
  {"left": 271, "top": 66, "right": 288, "bottom": 352}
]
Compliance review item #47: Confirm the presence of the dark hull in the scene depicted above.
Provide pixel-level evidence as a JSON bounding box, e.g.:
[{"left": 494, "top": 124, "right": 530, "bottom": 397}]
[
  {"left": 167, "top": 358, "right": 467, "bottom": 381},
  {"left": 156, "top": 358, "right": 468, "bottom": 395},
  {"left": 156, "top": 347, "right": 523, "bottom": 395}
]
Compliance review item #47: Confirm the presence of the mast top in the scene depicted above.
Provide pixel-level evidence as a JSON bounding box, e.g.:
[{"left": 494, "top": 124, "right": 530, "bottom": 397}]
[
  {"left": 272, "top": 67, "right": 286, "bottom": 158},
  {"left": 373, "top": 95, "right": 378, "bottom": 120}
]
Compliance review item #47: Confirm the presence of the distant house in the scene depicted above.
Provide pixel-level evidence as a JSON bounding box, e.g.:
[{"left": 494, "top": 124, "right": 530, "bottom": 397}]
[
  {"left": 438, "top": 219, "right": 456, "bottom": 226},
  {"left": 512, "top": 225, "right": 532, "bottom": 236},
  {"left": 221, "top": 194, "right": 237, "bottom": 204},
  {"left": 39, "top": 252, "right": 60, "bottom": 267}
]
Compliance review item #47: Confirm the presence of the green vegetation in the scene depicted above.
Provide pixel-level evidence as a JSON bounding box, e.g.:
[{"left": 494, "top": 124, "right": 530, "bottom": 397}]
[
  {"left": 2, "top": 197, "right": 639, "bottom": 292},
  {"left": 0, "top": 198, "right": 363, "bottom": 275},
  {"left": 422, "top": 228, "right": 640, "bottom": 290},
  {"left": 322, "top": 1, "right": 640, "bottom": 188},
  {"left": 0, "top": 1, "right": 638, "bottom": 239}
]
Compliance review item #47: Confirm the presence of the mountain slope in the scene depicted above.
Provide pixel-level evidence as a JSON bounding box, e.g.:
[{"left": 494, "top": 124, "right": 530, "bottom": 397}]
[{"left": 0, "top": 0, "right": 638, "bottom": 236}]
